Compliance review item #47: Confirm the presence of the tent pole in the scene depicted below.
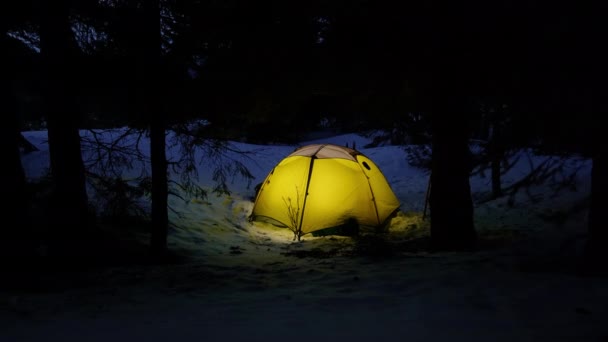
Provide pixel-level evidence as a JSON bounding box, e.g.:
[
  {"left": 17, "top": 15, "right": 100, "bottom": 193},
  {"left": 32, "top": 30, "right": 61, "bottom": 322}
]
[
  {"left": 353, "top": 157, "right": 382, "bottom": 226},
  {"left": 297, "top": 156, "right": 316, "bottom": 240}
]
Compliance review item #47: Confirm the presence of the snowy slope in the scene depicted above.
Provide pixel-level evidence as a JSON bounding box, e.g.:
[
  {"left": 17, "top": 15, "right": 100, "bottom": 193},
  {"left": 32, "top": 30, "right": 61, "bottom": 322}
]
[{"left": 2, "top": 129, "right": 605, "bottom": 342}]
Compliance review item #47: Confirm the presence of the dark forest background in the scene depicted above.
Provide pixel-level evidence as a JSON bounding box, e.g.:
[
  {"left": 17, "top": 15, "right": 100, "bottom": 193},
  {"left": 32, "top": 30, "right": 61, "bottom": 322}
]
[{"left": 1, "top": 1, "right": 605, "bottom": 276}]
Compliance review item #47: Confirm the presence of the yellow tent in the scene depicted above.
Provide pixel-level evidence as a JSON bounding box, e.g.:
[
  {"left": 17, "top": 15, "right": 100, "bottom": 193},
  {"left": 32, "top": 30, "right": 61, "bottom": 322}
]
[{"left": 250, "top": 144, "right": 400, "bottom": 239}]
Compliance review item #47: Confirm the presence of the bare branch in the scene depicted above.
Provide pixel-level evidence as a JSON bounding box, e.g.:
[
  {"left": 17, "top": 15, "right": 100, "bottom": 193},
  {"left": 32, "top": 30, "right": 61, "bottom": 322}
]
[{"left": 283, "top": 187, "right": 303, "bottom": 241}]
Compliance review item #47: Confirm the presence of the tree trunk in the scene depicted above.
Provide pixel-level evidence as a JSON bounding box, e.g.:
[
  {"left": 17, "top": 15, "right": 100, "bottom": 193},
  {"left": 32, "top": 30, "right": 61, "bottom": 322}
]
[
  {"left": 150, "top": 119, "right": 168, "bottom": 257},
  {"left": 491, "top": 155, "right": 502, "bottom": 198},
  {"left": 581, "top": 2, "right": 606, "bottom": 273},
  {"left": 1, "top": 30, "right": 28, "bottom": 252},
  {"left": 425, "top": 2, "right": 479, "bottom": 251},
  {"left": 430, "top": 94, "right": 476, "bottom": 251},
  {"left": 585, "top": 148, "right": 607, "bottom": 269},
  {"left": 489, "top": 122, "right": 503, "bottom": 199},
  {"left": 4, "top": 109, "right": 27, "bottom": 236},
  {"left": 140, "top": 0, "right": 169, "bottom": 258},
  {"left": 40, "top": 0, "right": 90, "bottom": 254}
]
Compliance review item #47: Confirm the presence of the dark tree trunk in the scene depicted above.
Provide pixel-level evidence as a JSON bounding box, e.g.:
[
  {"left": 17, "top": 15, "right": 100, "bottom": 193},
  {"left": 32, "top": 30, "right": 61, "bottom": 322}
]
[
  {"left": 4, "top": 109, "right": 27, "bottom": 235},
  {"left": 585, "top": 149, "right": 607, "bottom": 268},
  {"left": 1, "top": 30, "right": 28, "bottom": 249},
  {"left": 580, "top": 2, "right": 606, "bottom": 273},
  {"left": 425, "top": 2, "right": 479, "bottom": 251},
  {"left": 489, "top": 122, "right": 503, "bottom": 199},
  {"left": 430, "top": 94, "right": 476, "bottom": 251},
  {"left": 491, "top": 156, "right": 502, "bottom": 198},
  {"left": 1, "top": 103, "right": 32, "bottom": 267},
  {"left": 40, "top": 0, "right": 90, "bottom": 253},
  {"left": 150, "top": 120, "right": 168, "bottom": 256},
  {"left": 140, "top": 0, "right": 169, "bottom": 258}
]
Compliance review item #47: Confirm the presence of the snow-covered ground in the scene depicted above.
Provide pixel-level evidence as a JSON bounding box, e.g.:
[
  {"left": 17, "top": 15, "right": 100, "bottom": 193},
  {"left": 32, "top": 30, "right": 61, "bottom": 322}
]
[{"left": 1, "top": 129, "right": 606, "bottom": 342}]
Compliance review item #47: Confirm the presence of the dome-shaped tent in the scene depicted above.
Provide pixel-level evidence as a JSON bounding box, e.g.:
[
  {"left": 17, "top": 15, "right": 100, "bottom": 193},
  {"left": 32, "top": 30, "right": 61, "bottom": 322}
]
[{"left": 250, "top": 144, "right": 400, "bottom": 239}]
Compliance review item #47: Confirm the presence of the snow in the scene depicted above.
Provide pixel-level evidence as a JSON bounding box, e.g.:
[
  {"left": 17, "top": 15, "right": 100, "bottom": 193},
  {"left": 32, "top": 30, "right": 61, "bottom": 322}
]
[{"left": 2, "top": 129, "right": 606, "bottom": 342}]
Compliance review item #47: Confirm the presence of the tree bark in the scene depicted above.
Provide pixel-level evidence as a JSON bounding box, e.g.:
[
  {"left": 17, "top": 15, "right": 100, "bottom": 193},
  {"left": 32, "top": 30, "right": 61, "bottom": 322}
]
[
  {"left": 140, "top": 0, "right": 169, "bottom": 258},
  {"left": 424, "top": 2, "right": 480, "bottom": 251},
  {"left": 489, "top": 121, "right": 503, "bottom": 199},
  {"left": 150, "top": 119, "right": 168, "bottom": 257},
  {"left": 4, "top": 108, "right": 27, "bottom": 235},
  {"left": 586, "top": 148, "right": 607, "bottom": 269},
  {"left": 491, "top": 155, "right": 502, "bottom": 198},
  {"left": 430, "top": 94, "right": 476, "bottom": 251},
  {"left": 1, "top": 31, "right": 28, "bottom": 247},
  {"left": 40, "top": 0, "right": 90, "bottom": 253},
  {"left": 580, "top": 2, "right": 606, "bottom": 273}
]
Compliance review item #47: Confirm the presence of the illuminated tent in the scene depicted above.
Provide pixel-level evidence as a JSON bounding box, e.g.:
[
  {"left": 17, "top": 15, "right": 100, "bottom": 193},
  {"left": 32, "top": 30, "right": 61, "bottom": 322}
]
[{"left": 250, "top": 144, "right": 400, "bottom": 239}]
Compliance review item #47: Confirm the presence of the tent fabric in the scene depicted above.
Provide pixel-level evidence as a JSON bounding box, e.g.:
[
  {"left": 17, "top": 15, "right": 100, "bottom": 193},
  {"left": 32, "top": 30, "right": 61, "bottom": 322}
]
[
  {"left": 250, "top": 144, "right": 401, "bottom": 236},
  {"left": 288, "top": 144, "right": 358, "bottom": 160}
]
